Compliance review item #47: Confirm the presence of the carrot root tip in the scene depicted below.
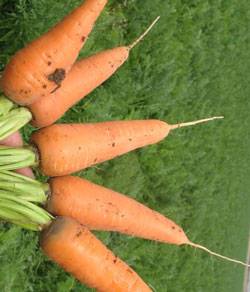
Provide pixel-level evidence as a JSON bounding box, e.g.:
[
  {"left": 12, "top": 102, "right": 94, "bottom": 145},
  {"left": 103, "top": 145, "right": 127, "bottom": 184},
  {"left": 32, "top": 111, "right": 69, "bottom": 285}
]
[
  {"left": 188, "top": 241, "right": 250, "bottom": 268},
  {"left": 128, "top": 16, "right": 160, "bottom": 50},
  {"left": 170, "top": 116, "right": 224, "bottom": 130}
]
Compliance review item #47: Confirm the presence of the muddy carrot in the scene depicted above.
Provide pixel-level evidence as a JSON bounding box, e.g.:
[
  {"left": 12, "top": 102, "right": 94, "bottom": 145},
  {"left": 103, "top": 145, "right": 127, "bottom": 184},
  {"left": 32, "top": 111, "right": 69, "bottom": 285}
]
[
  {"left": 28, "top": 17, "right": 160, "bottom": 128},
  {"left": 0, "top": 117, "right": 223, "bottom": 175},
  {"left": 30, "top": 117, "right": 223, "bottom": 176},
  {"left": 46, "top": 175, "right": 250, "bottom": 267},
  {"left": 40, "top": 216, "right": 152, "bottom": 291},
  {"left": 1, "top": 0, "right": 107, "bottom": 105}
]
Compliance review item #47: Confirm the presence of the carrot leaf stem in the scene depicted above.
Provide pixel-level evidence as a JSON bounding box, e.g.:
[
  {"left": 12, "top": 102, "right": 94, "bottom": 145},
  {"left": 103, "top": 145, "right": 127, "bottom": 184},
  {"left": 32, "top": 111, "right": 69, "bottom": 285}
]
[
  {"left": 0, "top": 207, "right": 38, "bottom": 230},
  {"left": 0, "top": 192, "right": 52, "bottom": 230},
  {"left": 0, "top": 146, "right": 37, "bottom": 171},
  {"left": 0, "top": 95, "right": 13, "bottom": 116},
  {"left": 0, "top": 107, "right": 32, "bottom": 141},
  {"left": 0, "top": 199, "right": 52, "bottom": 231},
  {"left": 0, "top": 171, "right": 52, "bottom": 231},
  {"left": 0, "top": 170, "right": 48, "bottom": 203}
]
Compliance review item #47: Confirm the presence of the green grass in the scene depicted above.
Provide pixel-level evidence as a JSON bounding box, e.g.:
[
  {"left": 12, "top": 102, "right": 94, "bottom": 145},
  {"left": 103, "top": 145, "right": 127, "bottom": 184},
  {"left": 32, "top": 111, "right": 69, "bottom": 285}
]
[{"left": 1, "top": 0, "right": 250, "bottom": 291}]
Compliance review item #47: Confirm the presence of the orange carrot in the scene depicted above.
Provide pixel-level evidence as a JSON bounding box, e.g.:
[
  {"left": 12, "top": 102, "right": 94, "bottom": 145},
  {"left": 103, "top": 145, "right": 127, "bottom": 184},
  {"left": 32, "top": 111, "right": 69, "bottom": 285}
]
[
  {"left": 29, "top": 17, "right": 160, "bottom": 128},
  {"left": 40, "top": 216, "right": 152, "bottom": 292},
  {"left": 0, "top": 0, "right": 107, "bottom": 106},
  {"left": 47, "top": 176, "right": 250, "bottom": 267},
  {"left": 48, "top": 176, "right": 188, "bottom": 245},
  {"left": 31, "top": 117, "right": 223, "bottom": 176}
]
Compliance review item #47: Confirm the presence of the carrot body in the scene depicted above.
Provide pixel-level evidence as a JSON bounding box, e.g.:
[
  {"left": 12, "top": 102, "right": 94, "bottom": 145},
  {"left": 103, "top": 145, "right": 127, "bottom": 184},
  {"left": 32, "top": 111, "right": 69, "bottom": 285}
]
[
  {"left": 31, "top": 120, "right": 170, "bottom": 176},
  {"left": 1, "top": 0, "right": 107, "bottom": 105},
  {"left": 28, "top": 17, "right": 160, "bottom": 127},
  {"left": 40, "top": 217, "right": 152, "bottom": 292},
  {"left": 29, "top": 47, "right": 129, "bottom": 128},
  {"left": 47, "top": 176, "right": 188, "bottom": 245},
  {"left": 46, "top": 177, "right": 250, "bottom": 267}
]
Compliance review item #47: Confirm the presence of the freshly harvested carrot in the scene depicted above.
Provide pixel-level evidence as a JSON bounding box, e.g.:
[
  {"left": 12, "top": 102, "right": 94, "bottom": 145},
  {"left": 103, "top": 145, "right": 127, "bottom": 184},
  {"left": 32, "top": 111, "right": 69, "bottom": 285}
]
[
  {"left": 48, "top": 176, "right": 188, "bottom": 245},
  {"left": 0, "top": 0, "right": 107, "bottom": 105},
  {"left": 47, "top": 176, "right": 250, "bottom": 267},
  {"left": 29, "top": 17, "right": 160, "bottom": 128},
  {"left": 31, "top": 116, "right": 223, "bottom": 176},
  {"left": 40, "top": 216, "right": 152, "bottom": 292}
]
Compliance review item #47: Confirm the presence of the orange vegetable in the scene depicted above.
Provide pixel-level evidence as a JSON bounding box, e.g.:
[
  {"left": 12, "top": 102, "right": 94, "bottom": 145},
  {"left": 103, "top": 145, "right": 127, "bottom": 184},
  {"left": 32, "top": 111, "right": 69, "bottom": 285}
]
[
  {"left": 1, "top": 0, "right": 107, "bottom": 105},
  {"left": 31, "top": 117, "right": 223, "bottom": 176},
  {"left": 48, "top": 176, "right": 188, "bottom": 245},
  {"left": 47, "top": 176, "right": 250, "bottom": 267},
  {"left": 29, "top": 17, "right": 160, "bottom": 128},
  {"left": 40, "top": 216, "right": 152, "bottom": 292}
]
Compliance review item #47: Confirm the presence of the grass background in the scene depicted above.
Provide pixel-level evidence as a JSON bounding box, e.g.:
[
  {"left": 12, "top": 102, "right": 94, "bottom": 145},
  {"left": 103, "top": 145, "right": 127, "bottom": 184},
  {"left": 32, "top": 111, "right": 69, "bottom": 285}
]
[{"left": 1, "top": 0, "right": 250, "bottom": 291}]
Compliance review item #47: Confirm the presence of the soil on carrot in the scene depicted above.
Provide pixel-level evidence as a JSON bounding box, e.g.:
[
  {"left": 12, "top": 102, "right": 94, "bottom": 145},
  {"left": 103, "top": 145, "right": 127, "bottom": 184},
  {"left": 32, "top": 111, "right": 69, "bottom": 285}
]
[
  {"left": 0, "top": 0, "right": 250, "bottom": 291},
  {"left": 48, "top": 68, "right": 66, "bottom": 93}
]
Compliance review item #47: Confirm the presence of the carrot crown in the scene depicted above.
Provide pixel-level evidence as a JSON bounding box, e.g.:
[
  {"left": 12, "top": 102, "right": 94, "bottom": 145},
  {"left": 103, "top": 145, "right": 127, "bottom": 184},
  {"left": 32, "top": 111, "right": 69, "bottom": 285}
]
[
  {"left": 0, "top": 146, "right": 37, "bottom": 171},
  {"left": 0, "top": 95, "right": 32, "bottom": 141},
  {"left": 0, "top": 170, "right": 52, "bottom": 230}
]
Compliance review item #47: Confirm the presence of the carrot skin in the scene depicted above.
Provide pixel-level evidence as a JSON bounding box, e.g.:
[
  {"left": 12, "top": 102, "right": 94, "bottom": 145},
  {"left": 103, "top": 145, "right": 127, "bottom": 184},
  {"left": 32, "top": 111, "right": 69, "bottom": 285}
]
[
  {"left": 29, "top": 47, "right": 129, "bottom": 128},
  {"left": 1, "top": 0, "right": 107, "bottom": 105},
  {"left": 31, "top": 120, "right": 170, "bottom": 176},
  {"left": 47, "top": 176, "right": 189, "bottom": 245},
  {"left": 40, "top": 217, "right": 152, "bottom": 292}
]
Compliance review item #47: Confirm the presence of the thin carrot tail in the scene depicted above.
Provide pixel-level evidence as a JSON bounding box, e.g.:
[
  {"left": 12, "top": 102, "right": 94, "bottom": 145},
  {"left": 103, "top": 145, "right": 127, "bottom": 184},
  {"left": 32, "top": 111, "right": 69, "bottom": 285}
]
[
  {"left": 188, "top": 242, "right": 250, "bottom": 268},
  {"left": 128, "top": 16, "right": 160, "bottom": 50},
  {"left": 169, "top": 116, "right": 224, "bottom": 131}
]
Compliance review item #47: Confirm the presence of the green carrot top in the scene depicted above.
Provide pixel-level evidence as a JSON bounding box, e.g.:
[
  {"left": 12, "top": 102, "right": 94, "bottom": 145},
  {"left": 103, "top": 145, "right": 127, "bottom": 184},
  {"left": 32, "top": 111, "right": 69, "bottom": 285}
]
[{"left": 0, "top": 170, "right": 52, "bottom": 231}]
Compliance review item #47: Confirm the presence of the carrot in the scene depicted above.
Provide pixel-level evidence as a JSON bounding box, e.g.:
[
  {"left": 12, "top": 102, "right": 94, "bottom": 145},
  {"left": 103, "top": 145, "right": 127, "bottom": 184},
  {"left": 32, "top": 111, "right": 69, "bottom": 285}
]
[
  {"left": 0, "top": 171, "right": 151, "bottom": 290},
  {"left": 48, "top": 176, "right": 188, "bottom": 245},
  {"left": 30, "top": 116, "right": 223, "bottom": 176},
  {"left": 40, "top": 216, "right": 152, "bottom": 292},
  {"left": 47, "top": 175, "right": 250, "bottom": 267},
  {"left": 28, "top": 17, "right": 160, "bottom": 128},
  {"left": 0, "top": 0, "right": 107, "bottom": 106}
]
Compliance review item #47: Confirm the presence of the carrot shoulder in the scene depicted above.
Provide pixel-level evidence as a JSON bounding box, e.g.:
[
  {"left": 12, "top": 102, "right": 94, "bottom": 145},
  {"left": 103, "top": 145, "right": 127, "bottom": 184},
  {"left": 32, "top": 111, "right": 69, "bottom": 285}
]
[
  {"left": 0, "top": 0, "right": 107, "bottom": 105},
  {"left": 40, "top": 217, "right": 152, "bottom": 292}
]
